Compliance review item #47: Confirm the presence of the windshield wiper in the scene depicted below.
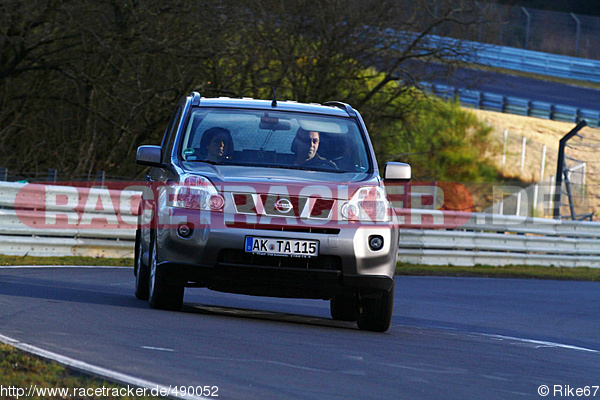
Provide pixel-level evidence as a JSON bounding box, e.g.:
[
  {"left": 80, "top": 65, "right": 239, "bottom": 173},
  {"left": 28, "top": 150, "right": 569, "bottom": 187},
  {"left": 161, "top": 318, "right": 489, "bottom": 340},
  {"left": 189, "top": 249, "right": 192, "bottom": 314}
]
[{"left": 277, "top": 165, "right": 347, "bottom": 173}]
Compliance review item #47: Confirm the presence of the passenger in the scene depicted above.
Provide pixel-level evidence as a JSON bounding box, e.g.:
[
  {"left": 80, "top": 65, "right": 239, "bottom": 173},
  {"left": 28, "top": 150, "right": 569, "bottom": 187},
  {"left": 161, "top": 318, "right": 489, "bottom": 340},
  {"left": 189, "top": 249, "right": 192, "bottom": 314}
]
[
  {"left": 199, "top": 127, "right": 233, "bottom": 162},
  {"left": 291, "top": 128, "right": 337, "bottom": 169},
  {"left": 331, "top": 136, "right": 357, "bottom": 171}
]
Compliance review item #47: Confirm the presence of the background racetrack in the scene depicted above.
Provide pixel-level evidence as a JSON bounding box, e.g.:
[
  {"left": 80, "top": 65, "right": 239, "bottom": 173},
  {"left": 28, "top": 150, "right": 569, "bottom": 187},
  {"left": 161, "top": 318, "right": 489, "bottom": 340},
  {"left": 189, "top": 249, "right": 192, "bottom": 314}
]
[{"left": 0, "top": 266, "right": 598, "bottom": 399}]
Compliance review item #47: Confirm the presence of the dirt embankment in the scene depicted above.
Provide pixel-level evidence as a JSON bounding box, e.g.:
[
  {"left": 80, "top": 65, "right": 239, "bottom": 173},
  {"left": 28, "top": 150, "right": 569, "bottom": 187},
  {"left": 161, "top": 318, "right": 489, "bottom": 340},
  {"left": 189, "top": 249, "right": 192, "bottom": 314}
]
[{"left": 466, "top": 109, "right": 600, "bottom": 216}]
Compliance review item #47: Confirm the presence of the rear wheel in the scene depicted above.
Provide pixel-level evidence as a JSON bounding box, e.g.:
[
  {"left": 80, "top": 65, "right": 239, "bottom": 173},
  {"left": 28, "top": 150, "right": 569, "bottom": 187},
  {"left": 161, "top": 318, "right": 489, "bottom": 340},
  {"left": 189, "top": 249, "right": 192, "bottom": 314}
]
[
  {"left": 148, "top": 234, "right": 184, "bottom": 311},
  {"left": 134, "top": 229, "right": 150, "bottom": 300},
  {"left": 356, "top": 280, "right": 395, "bottom": 332},
  {"left": 330, "top": 294, "right": 357, "bottom": 321}
]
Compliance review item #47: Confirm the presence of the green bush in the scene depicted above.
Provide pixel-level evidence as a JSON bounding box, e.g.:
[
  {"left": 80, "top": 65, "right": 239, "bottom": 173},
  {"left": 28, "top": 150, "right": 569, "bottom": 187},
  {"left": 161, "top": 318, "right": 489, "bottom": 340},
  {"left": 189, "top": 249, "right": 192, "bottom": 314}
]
[{"left": 366, "top": 87, "right": 498, "bottom": 182}]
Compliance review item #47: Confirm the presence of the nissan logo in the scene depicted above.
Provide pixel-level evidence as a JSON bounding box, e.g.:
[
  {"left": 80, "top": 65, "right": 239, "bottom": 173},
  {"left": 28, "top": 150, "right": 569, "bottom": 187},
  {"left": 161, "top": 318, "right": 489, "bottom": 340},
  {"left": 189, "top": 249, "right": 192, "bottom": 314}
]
[{"left": 274, "top": 198, "right": 293, "bottom": 213}]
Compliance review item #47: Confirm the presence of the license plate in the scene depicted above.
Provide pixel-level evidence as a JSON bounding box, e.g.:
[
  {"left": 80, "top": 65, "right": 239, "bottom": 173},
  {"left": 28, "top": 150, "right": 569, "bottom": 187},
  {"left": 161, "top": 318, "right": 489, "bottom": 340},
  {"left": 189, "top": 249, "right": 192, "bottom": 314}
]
[{"left": 245, "top": 236, "right": 319, "bottom": 257}]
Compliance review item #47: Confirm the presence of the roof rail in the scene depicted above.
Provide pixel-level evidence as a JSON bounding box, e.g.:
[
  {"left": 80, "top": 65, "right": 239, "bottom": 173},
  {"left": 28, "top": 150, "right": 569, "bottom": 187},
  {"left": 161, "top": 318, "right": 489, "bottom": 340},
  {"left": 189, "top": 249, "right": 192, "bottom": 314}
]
[
  {"left": 323, "top": 101, "right": 356, "bottom": 117},
  {"left": 190, "top": 91, "right": 201, "bottom": 106}
]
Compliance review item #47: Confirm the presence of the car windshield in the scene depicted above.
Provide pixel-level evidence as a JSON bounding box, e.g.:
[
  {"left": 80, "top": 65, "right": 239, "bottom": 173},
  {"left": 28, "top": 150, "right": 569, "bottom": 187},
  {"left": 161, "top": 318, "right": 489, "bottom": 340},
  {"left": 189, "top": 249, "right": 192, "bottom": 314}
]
[{"left": 179, "top": 108, "right": 371, "bottom": 173}]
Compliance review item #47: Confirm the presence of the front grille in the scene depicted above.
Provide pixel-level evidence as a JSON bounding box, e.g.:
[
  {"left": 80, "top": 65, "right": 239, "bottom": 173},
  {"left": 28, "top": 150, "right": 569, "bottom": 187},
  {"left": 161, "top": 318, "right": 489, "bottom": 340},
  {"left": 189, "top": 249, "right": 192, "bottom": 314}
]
[
  {"left": 233, "top": 193, "right": 257, "bottom": 214},
  {"left": 232, "top": 193, "right": 334, "bottom": 220},
  {"left": 310, "top": 198, "right": 335, "bottom": 219},
  {"left": 218, "top": 249, "right": 342, "bottom": 270},
  {"left": 259, "top": 194, "right": 308, "bottom": 217}
]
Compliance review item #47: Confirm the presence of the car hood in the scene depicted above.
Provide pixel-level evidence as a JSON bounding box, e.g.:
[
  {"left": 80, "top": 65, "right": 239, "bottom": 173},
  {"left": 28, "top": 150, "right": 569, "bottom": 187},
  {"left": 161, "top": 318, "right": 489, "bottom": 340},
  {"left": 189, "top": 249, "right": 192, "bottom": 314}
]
[{"left": 180, "top": 164, "right": 381, "bottom": 199}]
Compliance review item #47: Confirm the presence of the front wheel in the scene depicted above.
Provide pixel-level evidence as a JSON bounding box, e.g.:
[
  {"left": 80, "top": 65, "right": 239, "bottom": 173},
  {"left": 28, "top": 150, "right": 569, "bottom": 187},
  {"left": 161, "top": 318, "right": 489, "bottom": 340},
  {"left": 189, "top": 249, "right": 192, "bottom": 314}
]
[
  {"left": 330, "top": 294, "right": 357, "bottom": 321},
  {"left": 148, "top": 234, "right": 184, "bottom": 311},
  {"left": 356, "top": 280, "right": 395, "bottom": 332},
  {"left": 134, "top": 228, "right": 150, "bottom": 300}
]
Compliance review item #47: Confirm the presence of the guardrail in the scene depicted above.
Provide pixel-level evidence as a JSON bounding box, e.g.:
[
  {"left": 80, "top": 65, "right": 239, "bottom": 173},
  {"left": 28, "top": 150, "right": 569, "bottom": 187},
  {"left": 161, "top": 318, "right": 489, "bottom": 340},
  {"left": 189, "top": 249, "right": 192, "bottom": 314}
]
[
  {"left": 396, "top": 209, "right": 600, "bottom": 267},
  {"left": 407, "top": 33, "right": 600, "bottom": 83},
  {"left": 422, "top": 82, "right": 600, "bottom": 128},
  {"left": 1, "top": 182, "right": 599, "bottom": 267},
  {"left": 475, "top": 42, "right": 600, "bottom": 84},
  {"left": 0, "top": 182, "right": 139, "bottom": 258}
]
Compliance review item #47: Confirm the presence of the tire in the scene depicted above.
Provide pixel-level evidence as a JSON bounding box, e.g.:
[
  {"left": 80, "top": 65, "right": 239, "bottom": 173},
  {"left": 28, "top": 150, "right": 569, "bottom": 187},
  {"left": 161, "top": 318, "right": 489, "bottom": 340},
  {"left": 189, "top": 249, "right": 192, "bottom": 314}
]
[
  {"left": 134, "top": 228, "right": 150, "bottom": 300},
  {"left": 148, "top": 233, "right": 184, "bottom": 311},
  {"left": 356, "top": 280, "right": 395, "bottom": 332},
  {"left": 330, "top": 294, "right": 357, "bottom": 321}
]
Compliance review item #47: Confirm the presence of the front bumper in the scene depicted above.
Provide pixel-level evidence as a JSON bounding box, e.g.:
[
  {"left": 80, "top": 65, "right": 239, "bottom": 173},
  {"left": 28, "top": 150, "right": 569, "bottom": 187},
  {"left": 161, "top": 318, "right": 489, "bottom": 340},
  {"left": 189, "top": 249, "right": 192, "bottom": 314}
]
[
  {"left": 156, "top": 260, "right": 394, "bottom": 299},
  {"left": 154, "top": 207, "right": 398, "bottom": 298}
]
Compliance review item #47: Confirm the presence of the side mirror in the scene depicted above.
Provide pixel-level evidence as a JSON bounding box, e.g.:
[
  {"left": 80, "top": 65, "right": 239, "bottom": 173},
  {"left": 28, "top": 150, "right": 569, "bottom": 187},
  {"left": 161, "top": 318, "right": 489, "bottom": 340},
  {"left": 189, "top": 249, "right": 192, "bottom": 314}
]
[
  {"left": 136, "top": 145, "right": 164, "bottom": 167},
  {"left": 383, "top": 162, "right": 411, "bottom": 182}
]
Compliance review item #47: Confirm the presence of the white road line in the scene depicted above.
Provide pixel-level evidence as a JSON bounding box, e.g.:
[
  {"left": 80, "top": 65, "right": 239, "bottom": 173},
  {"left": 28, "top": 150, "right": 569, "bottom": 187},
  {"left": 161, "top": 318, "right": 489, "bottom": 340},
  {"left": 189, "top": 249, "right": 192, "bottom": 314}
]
[
  {"left": 141, "top": 346, "right": 176, "bottom": 352},
  {"left": 397, "top": 324, "right": 599, "bottom": 354},
  {"left": 481, "top": 333, "right": 599, "bottom": 354},
  {"left": 0, "top": 333, "right": 206, "bottom": 400}
]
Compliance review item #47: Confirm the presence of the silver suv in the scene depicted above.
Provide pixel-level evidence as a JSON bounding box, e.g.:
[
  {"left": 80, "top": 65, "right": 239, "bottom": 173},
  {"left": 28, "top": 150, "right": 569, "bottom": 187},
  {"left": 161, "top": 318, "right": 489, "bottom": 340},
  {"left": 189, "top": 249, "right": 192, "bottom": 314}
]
[{"left": 134, "top": 92, "right": 410, "bottom": 332}]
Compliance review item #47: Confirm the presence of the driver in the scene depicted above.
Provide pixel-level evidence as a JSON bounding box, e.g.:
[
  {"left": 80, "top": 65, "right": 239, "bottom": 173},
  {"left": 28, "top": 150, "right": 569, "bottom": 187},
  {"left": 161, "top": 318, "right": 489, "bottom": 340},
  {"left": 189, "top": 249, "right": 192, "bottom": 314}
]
[
  {"left": 291, "top": 128, "right": 337, "bottom": 169},
  {"left": 198, "top": 127, "right": 233, "bottom": 162}
]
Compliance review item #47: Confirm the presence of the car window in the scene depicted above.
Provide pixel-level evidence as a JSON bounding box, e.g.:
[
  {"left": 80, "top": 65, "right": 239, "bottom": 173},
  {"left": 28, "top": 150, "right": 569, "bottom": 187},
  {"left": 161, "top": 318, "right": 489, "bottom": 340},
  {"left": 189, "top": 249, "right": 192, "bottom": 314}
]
[
  {"left": 162, "top": 106, "right": 183, "bottom": 163},
  {"left": 179, "top": 108, "right": 370, "bottom": 173}
]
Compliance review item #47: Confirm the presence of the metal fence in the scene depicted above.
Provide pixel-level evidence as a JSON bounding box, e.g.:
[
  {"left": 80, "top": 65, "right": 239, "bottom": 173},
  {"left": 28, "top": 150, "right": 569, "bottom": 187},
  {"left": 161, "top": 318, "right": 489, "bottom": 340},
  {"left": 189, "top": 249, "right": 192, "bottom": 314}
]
[
  {"left": 493, "top": 6, "right": 600, "bottom": 60},
  {"left": 0, "top": 167, "right": 131, "bottom": 184},
  {"left": 431, "top": 3, "right": 600, "bottom": 60}
]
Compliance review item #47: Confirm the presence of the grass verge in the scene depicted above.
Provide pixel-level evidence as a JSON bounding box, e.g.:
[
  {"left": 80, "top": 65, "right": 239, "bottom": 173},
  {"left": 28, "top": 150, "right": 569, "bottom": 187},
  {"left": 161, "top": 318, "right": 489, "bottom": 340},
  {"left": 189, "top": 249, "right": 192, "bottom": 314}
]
[
  {"left": 0, "top": 256, "right": 160, "bottom": 398},
  {"left": 0, "top": 255, "right": 133, "bottom": 267},
  {"left": 397, "top": 262, "right": 600, "bottom": 281},
  {"left": 0, "top": 344, "right": 163, "bottom": 399}
]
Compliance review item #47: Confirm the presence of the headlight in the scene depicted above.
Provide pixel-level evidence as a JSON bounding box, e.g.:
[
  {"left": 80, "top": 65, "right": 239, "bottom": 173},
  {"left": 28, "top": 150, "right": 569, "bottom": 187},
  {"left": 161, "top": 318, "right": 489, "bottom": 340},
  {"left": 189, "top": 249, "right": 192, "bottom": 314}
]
[
  {"left": 341, "top": 186, "right": 391, "bottom": 222},
  {"left": 167, "top": 176, "right": 224, "bottom": 211}
]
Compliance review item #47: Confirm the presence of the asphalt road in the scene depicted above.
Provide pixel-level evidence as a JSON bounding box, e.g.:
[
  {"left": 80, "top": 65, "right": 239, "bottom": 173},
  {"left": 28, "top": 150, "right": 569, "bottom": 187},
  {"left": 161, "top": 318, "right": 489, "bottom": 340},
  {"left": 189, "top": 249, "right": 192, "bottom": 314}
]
[
  {"left": 412, "top": 61, "right": 600, "bottom": 112},
  {"left": 0, "top": 266, "right": 598, "bottom": 399},
  {"left": 445, "top": 68, "right": 600, "bottom": 111}
]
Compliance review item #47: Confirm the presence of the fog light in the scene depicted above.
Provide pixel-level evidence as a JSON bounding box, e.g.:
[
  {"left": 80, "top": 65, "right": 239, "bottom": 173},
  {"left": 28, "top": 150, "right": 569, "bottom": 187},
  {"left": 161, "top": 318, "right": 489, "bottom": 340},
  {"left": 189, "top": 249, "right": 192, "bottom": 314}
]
[
  {"left": 177, "top": 223, "right": 193, "bottom": 238},
  {"left": 368, "top": 235, "right": 384, "bottom": 251}
]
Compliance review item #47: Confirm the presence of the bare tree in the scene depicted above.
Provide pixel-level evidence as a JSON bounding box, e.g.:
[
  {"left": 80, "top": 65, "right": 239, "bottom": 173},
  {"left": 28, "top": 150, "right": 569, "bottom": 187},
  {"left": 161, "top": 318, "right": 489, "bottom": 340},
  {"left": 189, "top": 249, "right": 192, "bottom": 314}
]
[
  {"left": 0, "top": 0, "right": 501, "bottom": 179},
  {"left": 198, "top": 0, "right": 499, "bottom": 111}
]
